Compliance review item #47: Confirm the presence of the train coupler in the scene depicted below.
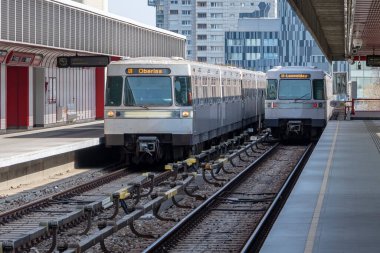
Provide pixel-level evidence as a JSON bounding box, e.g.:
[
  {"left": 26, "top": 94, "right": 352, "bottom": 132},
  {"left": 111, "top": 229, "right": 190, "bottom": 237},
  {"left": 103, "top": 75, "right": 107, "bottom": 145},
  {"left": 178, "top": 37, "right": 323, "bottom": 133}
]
[
  {"left": 137, "top": 136, "right": 160, "bottom": 157},
  {"left": 286, "top": 121, "right": 303, "bottom": 135}
]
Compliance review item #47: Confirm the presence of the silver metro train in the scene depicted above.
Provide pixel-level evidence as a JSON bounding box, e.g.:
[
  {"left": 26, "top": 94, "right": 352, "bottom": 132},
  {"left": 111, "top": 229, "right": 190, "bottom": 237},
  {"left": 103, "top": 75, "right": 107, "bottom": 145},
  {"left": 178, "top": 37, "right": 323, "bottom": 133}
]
[
  {"left": 104, "top": 57, "right": 266, "bottom": 164},
  {"left": 264, "top": 66, "right": 333, "bottom": 139}
]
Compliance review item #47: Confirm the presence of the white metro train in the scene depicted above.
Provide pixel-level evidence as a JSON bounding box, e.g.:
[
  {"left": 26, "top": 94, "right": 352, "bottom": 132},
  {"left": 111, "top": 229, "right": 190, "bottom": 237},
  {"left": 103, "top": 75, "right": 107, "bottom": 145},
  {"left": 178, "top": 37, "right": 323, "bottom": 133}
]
[
  {"left": 264, "top": 66, "right": 333, "bottom": 139},
  {"left": 104, "top": 57, "right": 266, "bottom": 164}
]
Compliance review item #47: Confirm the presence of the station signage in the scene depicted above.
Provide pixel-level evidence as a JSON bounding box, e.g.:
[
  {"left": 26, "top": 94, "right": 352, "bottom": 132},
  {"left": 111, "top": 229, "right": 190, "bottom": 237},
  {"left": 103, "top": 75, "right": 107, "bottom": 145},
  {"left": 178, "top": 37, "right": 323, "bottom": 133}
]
[
  {"left": 366, "top": 55, "right": 380, "bottom": 67},
  {"left": 280, "top": 73, "right": 311, "bottom": 79},
  {"left": 57, "top": 56, "right": 110, "bottom": 68},
  {"left": 126, "top": 68, "right": 171, "bottom": 75},
  {"left": 6, "top": 51, "right": 38, "bottom": 66}
]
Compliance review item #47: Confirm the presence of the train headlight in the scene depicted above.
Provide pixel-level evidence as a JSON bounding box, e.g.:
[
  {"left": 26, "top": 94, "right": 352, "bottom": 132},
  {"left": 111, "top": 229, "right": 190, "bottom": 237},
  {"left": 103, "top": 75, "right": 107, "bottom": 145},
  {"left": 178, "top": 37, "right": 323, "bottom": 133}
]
[
  {"left": 107, "top": 111, "right": 115, "bottom": 117},
  {"left": 182, "top": 111, "right": 190, "bottom": 117},
  {"left": 180, "top": 110, "right": 193, "bottom": 118}
]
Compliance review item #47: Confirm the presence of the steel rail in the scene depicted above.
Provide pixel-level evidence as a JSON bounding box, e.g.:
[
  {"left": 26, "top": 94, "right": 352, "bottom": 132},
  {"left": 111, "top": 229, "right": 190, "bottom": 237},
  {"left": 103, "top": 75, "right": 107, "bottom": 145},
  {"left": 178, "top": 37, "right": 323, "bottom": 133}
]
[
  {"left": 240, "top": 143, "right": 314, "bottom": 253},
  {"left": 0, "top": 165, "right": 174, "bottom": 252},
  {"left": 61, "top": 175, "right": 197, "bottom": 253},
  {"left": 143, "top": 142, "right": 279, "bottom": 253},
  {"left": 0, "top": 163, "right": 126, "bottom": 222}
]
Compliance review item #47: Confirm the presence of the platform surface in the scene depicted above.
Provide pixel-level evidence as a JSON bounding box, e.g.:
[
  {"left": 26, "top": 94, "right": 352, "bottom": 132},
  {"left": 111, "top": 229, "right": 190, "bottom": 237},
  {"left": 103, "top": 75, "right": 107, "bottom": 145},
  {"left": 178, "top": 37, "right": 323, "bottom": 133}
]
[
  {"left": 0, "top": 121, "right": 104, "bottom": 168},
  {"left": 261, "top": 120, "right": 380, "bottom": 253},
  {"left": 350, "top": 111, "right": 380, "bottom": 120}
]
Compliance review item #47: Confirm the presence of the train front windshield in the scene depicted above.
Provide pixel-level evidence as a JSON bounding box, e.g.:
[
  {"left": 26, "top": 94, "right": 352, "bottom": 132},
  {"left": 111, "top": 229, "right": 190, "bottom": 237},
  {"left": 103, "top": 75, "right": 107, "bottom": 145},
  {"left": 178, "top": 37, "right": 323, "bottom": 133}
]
[
  {"left": 124, "top": 76, "right": 172, "bottom": 106},
  {"left": 278, "top": 79, "right": 311, "bottom": 100}
]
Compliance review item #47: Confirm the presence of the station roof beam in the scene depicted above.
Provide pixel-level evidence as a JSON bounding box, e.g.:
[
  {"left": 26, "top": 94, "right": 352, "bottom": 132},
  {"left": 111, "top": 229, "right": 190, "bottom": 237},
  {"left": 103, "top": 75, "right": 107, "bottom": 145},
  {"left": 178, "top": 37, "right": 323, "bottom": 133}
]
[{"left": 286, "top": 0, "right": 345, "bottom": 62}]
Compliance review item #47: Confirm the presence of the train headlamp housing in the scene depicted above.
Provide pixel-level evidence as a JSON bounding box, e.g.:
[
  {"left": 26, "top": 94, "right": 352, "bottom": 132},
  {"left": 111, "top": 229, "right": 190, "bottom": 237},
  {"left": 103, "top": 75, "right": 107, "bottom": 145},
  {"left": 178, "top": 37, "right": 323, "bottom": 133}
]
[
  {"left": 180, "top": 110, "right": 193, "bottom": 118},
  {"left": 182, "top": 111, "right": 190, "bottom": 117},
  {"left": 107, "top": 110, "right": 115, "bottom": 117}
]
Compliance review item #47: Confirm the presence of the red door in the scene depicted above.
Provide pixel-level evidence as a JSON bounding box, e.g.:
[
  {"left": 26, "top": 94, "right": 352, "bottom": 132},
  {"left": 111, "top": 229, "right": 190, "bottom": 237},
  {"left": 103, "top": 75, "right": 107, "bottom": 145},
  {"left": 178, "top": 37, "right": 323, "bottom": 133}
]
[{"left": 7, "top": 66, "right": 29, "bottom": 128}]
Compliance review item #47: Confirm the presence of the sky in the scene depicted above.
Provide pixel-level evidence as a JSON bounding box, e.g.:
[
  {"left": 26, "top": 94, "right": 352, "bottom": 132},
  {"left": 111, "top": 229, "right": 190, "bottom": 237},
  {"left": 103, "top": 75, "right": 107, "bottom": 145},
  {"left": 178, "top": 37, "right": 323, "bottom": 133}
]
[{"left": 108, "top": 0, "right": 156, "bottom": 27}]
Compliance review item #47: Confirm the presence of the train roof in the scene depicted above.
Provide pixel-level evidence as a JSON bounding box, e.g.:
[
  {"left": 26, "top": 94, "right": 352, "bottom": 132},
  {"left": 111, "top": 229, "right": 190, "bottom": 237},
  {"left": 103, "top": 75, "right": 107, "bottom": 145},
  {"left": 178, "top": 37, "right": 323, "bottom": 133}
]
[
  {"left": 267, "top": 66, "right": 324, "bottom": 73},
  {"left": 110, "top": 57, "right": 265, "bottom": 75}
]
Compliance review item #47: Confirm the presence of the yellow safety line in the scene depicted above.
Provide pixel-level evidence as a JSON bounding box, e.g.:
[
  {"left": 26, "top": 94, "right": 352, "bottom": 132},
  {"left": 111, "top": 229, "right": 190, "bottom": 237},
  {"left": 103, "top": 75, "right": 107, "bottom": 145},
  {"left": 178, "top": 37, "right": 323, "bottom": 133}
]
[{"left": 304, "top": 121, "right": 340, "bottom": 253}]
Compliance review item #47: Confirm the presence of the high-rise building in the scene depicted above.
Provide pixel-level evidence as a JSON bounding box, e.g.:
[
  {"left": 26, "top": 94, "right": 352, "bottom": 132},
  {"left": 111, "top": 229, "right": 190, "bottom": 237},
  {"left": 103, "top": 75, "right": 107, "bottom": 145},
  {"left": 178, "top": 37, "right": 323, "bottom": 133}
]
[
  {"left": 150, "top": 0, "right": 347, "bottom": 73},
  {"left": 149, "top": 0, "right": 277, "bottom": 64},
  {"left": 226, "top": 0, "right": 332, "bottom": 72}
]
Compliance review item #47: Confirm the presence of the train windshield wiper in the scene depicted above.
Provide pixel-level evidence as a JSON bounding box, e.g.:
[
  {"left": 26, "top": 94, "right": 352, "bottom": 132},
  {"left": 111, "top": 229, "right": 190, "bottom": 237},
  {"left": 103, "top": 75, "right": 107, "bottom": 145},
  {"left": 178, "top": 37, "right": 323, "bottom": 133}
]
[{"left": 294, "top": 93, "right": 310, "bottom": 101}]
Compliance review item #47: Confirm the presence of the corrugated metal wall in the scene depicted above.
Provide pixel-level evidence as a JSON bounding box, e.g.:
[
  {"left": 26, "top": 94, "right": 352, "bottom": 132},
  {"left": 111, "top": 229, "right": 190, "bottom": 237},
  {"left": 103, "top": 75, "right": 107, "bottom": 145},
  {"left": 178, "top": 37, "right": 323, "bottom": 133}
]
[
  {"left": 44, "top": 67, "right": 95, "bottom": 125},
  {"left": 0, "top": 0, "right": 185, "bottom": 58}
]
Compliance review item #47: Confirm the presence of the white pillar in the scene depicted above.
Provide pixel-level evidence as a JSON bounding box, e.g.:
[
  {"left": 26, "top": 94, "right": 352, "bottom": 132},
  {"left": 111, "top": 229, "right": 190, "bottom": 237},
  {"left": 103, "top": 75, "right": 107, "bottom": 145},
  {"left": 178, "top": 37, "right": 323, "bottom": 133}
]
[
  {"left": 0, "top": 64, "right": 6, "bottom": 131},
  {"left": 28, "top": 66, "right": 33, "bottom": 128}
]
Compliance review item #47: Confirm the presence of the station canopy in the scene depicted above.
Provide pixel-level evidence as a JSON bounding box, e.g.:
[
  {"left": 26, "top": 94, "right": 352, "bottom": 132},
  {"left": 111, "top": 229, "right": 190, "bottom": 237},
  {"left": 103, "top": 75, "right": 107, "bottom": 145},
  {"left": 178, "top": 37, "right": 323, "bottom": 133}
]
[{"left": 287, "top": 0, "right": 380, "bottom": 62}]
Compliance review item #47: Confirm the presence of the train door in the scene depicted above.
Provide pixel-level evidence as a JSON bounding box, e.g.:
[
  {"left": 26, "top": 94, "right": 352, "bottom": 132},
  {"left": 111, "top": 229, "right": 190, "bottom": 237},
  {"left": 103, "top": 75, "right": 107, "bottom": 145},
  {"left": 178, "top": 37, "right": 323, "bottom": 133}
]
[
  {"left": 33, "top": 67, "right": 45, "bottom": 126},
  {"left": 7, "top": 66, "right": 29, "bottom": 128}
]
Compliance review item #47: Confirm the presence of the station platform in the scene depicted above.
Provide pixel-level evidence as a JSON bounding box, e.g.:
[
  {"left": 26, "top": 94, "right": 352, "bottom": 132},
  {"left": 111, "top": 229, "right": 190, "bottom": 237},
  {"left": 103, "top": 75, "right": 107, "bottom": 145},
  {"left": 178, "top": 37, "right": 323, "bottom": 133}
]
[
  {"left": 0, "top": 121, "right": 104, "bottom": 168},
  {"left": 261, "top": 120, "right": 380, "bottom": 253}
]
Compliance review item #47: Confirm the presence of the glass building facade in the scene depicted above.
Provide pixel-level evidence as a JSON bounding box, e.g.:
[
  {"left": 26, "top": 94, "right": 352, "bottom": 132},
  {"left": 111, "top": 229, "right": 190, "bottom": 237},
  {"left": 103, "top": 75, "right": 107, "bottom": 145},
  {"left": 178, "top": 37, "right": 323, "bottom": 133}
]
[{"left": 225, "top": 0, "right": 337, "bottom": 72}]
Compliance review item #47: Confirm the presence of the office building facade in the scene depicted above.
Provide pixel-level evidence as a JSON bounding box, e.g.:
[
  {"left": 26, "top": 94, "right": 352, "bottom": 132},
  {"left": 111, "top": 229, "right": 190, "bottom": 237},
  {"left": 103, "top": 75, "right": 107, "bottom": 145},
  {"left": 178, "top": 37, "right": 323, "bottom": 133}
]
[
  {"left": 149, "top": 0, "right": 277, "bottom": 64},
  {"left": 149, "top": 0, "right": 349, "bottom": 73}
]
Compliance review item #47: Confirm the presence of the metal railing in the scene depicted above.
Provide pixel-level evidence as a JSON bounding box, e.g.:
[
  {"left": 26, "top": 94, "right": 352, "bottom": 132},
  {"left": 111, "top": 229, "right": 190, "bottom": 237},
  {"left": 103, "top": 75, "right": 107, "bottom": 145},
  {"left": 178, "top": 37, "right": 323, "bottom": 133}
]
[{"left": 349, "top": 98, "right": 380, "bottom": 115}]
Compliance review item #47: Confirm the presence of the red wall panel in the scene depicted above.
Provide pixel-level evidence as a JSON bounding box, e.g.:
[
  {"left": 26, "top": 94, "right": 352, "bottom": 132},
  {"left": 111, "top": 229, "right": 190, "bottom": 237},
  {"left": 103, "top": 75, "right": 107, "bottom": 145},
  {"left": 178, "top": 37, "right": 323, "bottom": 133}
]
[
  {"left": 95, "top": 67, "right": 105, "bottom": 119},
  {"left": 7, "top": 66, "right": 29, "bottom": 128}
]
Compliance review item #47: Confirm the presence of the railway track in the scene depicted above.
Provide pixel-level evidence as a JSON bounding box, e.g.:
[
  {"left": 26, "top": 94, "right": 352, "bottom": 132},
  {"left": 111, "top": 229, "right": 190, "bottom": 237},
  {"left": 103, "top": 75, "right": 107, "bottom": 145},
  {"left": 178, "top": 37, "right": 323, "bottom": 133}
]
[
  {"left": 0, "top": 163, "right": 174, "bottom": 253},
  {"left": 144, "top": 143, "right": 314, "bottom": 253},
  {"left": 1, "top": 131, "right": 274, "bottom": 253}
]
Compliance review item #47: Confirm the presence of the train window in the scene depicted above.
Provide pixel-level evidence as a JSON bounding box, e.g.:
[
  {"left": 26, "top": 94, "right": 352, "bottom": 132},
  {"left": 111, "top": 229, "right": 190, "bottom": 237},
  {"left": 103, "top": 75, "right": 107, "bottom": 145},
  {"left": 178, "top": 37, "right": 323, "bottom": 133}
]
[
  {"left": 313, "top": 79, "right": 325, "bottom": 100},
  {"left": 278, "top": 80, "right": 311, "bottom": 100},
  {"left": 266, "top": 79, "right": 278, "bottom": 100},
  {"left": 124, "top": 76, "right": 172, "bottom": 106},
  {"left": 105, "top": 76, "right": 123, "bottom": 106},
  {"left": 174, "top": 76, "right": 192, "bottom": 106}
]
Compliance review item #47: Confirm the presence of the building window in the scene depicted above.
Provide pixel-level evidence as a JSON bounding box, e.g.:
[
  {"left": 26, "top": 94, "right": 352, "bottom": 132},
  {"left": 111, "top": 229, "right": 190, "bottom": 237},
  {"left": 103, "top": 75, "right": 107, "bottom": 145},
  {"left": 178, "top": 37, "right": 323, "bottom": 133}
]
[
  {"left": 197, "top": 46, "right": 207, "bottom": 51},
  {"left": 197, "top": 23, "right": 207, "bottom": 29},
  {"left": 246, "top": 39, "right": 261, "bottom": 46},
  {"left": 182, "top": 20, "right": 191, "bottom": 25},
  {"left": 197, "top": 34, "right": 207, "bottom": 40},
  {"left": 210, "top": 2, "right": 223, "bottom": 7},
  {"left": 210, "top": 57, "right": 224, "bottom": 64},
  {"left": 170, "top": 0, "right": 178, "bottom": 4},
  {"left": 211, "top": 13, "right": 223, "bottom": 18},
  {"left": 210, "top": 46, "right": 223, "bottom": 51},
  {"left": 170, "top": 30, "right": 179, "bottom": 33},
  {"left": 263, "top": 53, "right": 278, "bottom": 59},
  {"left": 263, "top": 39, "right": 278, "bottom": 46},
  {"left": 187, "top": 50, "right": 192, "bottom": 55},
  {"left": 182, "top": 0, "right": 191, "bottom": 5},
  {"left": 182, "top": 30, "right": 192, "bottom": 35},
  {"left": 187, "top": 40, "right": 192, "bottom": 45},
  {"left": 197, "top": 12, "right": 207, "bottom": 18},
  {"left": 170, "top": 10, "right": 178, "bottom": 14},
  {"left": 197, "top": 1, "right": 207, "bottom": 7},
  {"left": 228, "top": 53, "right": 243, "bottom": 60},
  {"left": 182, "top": 10, "right": 191, "bottom": 15},
  {"left": 197, "top": 57, "right": 207, "bottom": 62},
  {"left": 245, "top": 53, "right": 261, "bottom": 60},
  {"left": 227, "top": 39, "right": 243, "bottom": 46},
  {"left": 210, "top": 35, "right": 223, "bottom": 41},
  {"left": 210, "top": 24, "right": 223, "bottom": 29}
]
